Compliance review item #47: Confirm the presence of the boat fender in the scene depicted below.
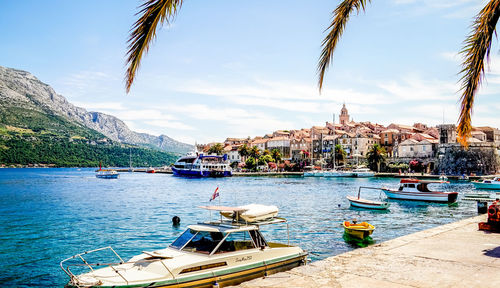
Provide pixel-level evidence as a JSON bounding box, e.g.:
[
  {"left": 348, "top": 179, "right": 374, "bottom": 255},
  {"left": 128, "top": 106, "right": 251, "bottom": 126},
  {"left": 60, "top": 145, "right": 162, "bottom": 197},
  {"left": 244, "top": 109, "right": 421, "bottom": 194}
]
[
  {"left": 488, "top": 206, "right": 498, "bottom": 219},
  {"left": 172, "top": 216, "right": 180, "bottom": 225}
]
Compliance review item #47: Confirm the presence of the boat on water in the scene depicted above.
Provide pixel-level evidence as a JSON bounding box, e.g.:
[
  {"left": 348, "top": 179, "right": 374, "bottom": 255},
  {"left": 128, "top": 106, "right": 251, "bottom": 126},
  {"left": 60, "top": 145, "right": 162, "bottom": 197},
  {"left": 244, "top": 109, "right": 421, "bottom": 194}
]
[
  {"left": 352, "top": 167, "right": 375, "bottom": 178},
  {"left": 146, "top": 167, "right": 155, "bottom": 173},
  {"left": 95, "top": 170, "right": 119, "bottom": 179},
  {"left": 346, "top": 187, "right": 390, "bottom": 210},
  {"left": 343, "top": 221, "right": 375, "bottom": 239},
  {"left": 60, "top": 206, "right": 307, "bottom": 288},
  {"left": 382, "top": 179, "right": 458, "bottom": 203},
  {"left": 172, "top": 152, "right": 232, "bottom": 178},
  {"left": 472, "top": 177, "right": 500, "bottom": 190}
]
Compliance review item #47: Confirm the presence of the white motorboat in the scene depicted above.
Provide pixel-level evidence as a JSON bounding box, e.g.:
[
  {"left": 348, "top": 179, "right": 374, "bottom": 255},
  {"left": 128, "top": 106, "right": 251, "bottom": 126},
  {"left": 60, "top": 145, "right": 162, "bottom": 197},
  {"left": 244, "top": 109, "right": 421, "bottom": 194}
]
[
  {"left": 346, "top": 187, "right": 390, "bottom": 210},
  {"left": 472, "top": 177, "right": 500, "bottom": 190},
  {"left": 61, "top": 206, "right": 307, "bottom": 288},
  {"left": 382, "top": 179, "right": 458, "bottom": 203},
  {"left": 352, "top": 167, "right": 375, "bottom": 178}
]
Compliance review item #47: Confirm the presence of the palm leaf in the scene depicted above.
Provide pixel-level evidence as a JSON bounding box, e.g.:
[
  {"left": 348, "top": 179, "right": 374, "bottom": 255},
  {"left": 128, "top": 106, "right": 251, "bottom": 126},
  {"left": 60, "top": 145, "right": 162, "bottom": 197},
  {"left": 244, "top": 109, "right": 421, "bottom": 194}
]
[
  {"left": 125, "top": 0, "right": 183, "bottom": 93},
  {"left": 458, "top": 0, "right": 500, "bottom": 146},
  {"left": 317, "top": 0, "right": 369, "bottom": 92}
]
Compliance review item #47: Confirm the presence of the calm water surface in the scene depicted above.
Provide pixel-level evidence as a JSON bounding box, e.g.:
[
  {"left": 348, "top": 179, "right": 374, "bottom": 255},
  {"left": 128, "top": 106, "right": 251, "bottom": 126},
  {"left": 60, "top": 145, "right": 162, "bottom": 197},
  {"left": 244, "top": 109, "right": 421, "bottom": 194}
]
[{"left": 0, "top": 168, "right": 479, "bottom": 287}]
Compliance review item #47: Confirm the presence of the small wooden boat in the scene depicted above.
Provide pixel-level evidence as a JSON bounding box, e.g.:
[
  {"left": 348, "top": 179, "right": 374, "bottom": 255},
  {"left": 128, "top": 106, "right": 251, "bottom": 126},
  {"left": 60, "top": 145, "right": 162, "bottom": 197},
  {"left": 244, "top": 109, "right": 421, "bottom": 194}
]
[
  {"left": 346, "top": 186, "right": 390, "bottom": 210},
  {"left": 343, "top": 221, "right": 375, "bottom": 239}
]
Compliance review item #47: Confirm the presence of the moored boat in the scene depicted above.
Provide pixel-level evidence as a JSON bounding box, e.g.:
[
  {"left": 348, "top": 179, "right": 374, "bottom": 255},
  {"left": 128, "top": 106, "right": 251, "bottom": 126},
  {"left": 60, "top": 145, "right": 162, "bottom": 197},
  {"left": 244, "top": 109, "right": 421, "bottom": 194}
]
[
  {"left": 382, "top": 179, "right": 458, "bottom": 203},
  {"left": 346, "top": 186, "right": 389, "bottom": 210},
  {"left": 60, "top": 206, "right": 307, "bottom": 288},
  {"left": 172, "top": 152, "right": 232, "bottom": 178},
  {"left": 95, "top": 170, "right": 119, "bottom": 179},
  {"left": 472, "top": 177, "right": 500, "bottom": 190},
  {"left": 352, "top": 167, "right": 375, "bottom": 178},
  {"left": 146, "top": 167, "right": 155, "bottom": 173},
  {"left": 343, "top": 221, "right": 375, "bottom": 239}
]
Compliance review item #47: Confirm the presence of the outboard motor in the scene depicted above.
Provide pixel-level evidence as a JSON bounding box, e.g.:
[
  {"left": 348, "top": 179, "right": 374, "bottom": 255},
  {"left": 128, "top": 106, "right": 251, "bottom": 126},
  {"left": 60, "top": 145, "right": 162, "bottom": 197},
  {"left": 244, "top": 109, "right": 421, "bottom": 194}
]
[{"left": 479, "top": 199, "right": 500, "bottom": 232}]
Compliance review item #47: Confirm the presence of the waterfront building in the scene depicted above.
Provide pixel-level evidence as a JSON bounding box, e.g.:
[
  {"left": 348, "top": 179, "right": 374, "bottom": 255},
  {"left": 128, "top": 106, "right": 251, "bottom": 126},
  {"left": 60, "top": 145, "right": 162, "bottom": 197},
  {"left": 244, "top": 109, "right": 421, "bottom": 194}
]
[
  {"left": 225, "top": 145, "right": 242, "bottom": 163},
  {"left": 224, "top": 138, "right": 248, "bottom": 146},
  {"left": 380, "top": 129, "right": 400, "bottom": 157},
  {"left": 267, "top": 136, "right": 291, "bottom": 159},
  {"left": 437, "top": 124, "right": 457, "bottom": 144},
  {"left": 476, "top": 126, "right": 500, "bottom": 144},
  {"left": 251, "top": 138, "right": 268, "bottom": 152},
  {"left": 398, "top": 138, "right": 438, "bottom": 158},
  {"left": 471, "top": 130, "right": 487, "bottom": 142},
  {"left": 291, "top": 137, "right": 311, "bottom": 161}
]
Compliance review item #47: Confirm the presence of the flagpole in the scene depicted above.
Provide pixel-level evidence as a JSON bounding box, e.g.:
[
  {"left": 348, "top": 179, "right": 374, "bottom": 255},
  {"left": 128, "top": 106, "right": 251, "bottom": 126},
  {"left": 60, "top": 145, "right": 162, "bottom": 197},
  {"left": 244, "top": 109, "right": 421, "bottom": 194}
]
[{"left": 219, "top": 185, "right": 222, "bottom": 222}]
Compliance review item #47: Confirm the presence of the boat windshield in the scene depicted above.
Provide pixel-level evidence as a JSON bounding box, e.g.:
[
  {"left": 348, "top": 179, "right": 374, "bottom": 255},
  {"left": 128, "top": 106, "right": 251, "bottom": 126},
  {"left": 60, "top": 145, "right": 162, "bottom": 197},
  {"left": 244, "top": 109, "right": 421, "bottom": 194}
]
[
  {"left": 416, "top": 183, "right": 430, "bottom": 192},
  {"left": 170, "top": 229, "right": 225, "bottom": 254},
  {"left": 170, "top": 229, "right": 197, "bottom": 249}
]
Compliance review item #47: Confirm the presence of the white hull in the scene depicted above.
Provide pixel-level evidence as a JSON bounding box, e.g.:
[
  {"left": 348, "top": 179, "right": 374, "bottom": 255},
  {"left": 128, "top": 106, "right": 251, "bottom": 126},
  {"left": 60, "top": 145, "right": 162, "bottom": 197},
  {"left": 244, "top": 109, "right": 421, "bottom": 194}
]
[
  {"left": 382, "top": 189, "right": 457, "bottom": 203},
  {"left": 472, "top": 182, "right": 500, "bottom": 190},
  {"left": 346, "top": 196, "right": 389, "bottom": 210},
  {"left": 354, "top": 172, "right": 375, "bottom": 177}
]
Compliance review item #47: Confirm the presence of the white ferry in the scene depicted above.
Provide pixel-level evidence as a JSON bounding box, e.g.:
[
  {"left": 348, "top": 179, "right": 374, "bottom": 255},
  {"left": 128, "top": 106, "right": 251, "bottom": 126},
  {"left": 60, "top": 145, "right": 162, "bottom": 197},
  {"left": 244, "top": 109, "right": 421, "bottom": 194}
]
[{"left": 172, "top": 152, "right": 232, "bottom": 177}]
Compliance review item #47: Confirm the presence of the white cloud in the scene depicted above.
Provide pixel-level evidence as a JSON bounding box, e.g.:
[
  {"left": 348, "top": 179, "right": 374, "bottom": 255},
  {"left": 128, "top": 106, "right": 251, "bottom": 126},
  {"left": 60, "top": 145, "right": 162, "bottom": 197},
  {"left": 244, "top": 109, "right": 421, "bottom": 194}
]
[
  {"left": 378, "top": 75, "right": 459, "bottom": 101},
  {"left": 72, "top": 101, "right": 127, "bottom": 111},
  {"left": 146, "top": 120, "right": 195, "bottom": 130},
  {"left": 112, "top": 109, "right": 176, "bottom": 121}
]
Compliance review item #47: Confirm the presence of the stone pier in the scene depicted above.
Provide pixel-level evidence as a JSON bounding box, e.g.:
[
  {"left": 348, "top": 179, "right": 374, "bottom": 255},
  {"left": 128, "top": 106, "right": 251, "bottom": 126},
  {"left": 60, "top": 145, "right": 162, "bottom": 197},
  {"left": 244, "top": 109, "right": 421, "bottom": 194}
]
[{"left": 234, "top": 215, "right": 500, "bottom": 288}]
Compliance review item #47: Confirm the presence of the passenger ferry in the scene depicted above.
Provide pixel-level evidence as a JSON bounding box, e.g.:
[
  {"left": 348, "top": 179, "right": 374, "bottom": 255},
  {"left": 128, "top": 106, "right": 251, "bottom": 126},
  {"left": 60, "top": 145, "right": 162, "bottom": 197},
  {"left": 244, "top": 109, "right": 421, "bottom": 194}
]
[{"left": 172, "top": 152, "right": 232, "bottom": 177}]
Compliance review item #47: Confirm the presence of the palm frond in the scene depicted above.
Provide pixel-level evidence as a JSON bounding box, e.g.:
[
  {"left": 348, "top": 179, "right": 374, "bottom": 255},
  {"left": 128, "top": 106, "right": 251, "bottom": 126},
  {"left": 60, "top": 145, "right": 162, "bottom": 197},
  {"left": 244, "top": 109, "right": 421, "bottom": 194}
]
[
  {"left": 125, "top": 0, "right": 183, "bottom": 93},
  {"left": 317, "top": 0, "right": 369, "bottom": 92},
  {"left": 457, "top": 0, "right": 500, "bottom": 146}
]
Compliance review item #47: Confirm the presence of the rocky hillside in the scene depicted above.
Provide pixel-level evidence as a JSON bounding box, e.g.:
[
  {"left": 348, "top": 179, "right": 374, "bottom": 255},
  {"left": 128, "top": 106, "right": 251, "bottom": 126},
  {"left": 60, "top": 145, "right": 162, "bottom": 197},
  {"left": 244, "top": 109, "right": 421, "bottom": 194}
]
[{"left": 0, "top": 66, "right": 192, "bottom": 154}]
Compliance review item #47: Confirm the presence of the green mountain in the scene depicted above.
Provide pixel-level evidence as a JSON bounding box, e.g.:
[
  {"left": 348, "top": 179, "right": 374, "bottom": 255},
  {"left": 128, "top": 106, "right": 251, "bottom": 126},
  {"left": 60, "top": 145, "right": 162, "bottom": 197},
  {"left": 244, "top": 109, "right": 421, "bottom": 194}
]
[{"left": 0, "top": 67, "right": 180, "bottom": 167}]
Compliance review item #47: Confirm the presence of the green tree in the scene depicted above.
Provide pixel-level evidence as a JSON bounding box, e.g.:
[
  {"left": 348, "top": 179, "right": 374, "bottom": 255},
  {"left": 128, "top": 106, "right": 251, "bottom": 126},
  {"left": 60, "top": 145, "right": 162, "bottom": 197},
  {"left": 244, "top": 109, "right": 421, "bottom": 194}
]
[
  {"left": 316, "top": 0, "right": 499, "bottom": 146},
  {"left": 263, "top": 149, "right": 271, "bottom": 156},
  {"left": 258, "top": 154, "right": 274, "bottom": 166},
  {"left": 366, "top": 143, "right": 386, "bottom": 172},
  {"left": 271, "top": 149, "right": 282, "bottom": 165},
  {"left": 238, "top": 144, "right": 250, "bottom": 162},
  {"left": 334, "top": 144, "right": 347, "bottom": 167},
  {"left": 245, "top": 157, "right": 257, "bottom": 171},
  {"left": 207, "top": 143, "right": 224, "bottom": 155},
  {"left": 249, "top": 146, "right": 260, "bottom": 159}
]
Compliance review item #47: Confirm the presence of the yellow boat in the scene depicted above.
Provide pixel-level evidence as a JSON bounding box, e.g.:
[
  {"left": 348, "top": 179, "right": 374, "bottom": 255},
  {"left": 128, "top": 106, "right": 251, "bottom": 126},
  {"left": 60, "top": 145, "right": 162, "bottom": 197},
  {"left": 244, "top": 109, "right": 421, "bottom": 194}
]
[{"left": 343, "top": 221, "right": 375, "bottom": 239}]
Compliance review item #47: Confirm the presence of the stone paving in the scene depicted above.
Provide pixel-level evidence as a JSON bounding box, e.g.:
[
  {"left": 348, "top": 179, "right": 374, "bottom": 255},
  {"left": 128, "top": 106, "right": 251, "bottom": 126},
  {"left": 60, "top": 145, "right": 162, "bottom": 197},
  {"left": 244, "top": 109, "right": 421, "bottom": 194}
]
[{"left": 233, "top": 215, "right": 500, "bottom": 288}]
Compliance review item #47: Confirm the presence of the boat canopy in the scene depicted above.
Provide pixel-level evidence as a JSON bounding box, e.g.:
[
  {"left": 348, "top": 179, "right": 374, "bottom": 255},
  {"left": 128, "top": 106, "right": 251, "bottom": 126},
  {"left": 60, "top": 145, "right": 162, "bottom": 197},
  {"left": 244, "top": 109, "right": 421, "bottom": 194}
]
[{"left": 400, "top": 178, "right": 448, "bottom": 184}]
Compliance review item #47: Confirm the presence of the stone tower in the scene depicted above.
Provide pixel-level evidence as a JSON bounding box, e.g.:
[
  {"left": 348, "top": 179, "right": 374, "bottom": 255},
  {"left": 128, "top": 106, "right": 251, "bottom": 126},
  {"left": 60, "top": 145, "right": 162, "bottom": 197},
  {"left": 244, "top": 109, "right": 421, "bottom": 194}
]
[
  {"left": 437, "top": 124, "right": 457, "bottom": 144},
  {"left": 339, "top": 103, "right": 350, "bottom": 125}
]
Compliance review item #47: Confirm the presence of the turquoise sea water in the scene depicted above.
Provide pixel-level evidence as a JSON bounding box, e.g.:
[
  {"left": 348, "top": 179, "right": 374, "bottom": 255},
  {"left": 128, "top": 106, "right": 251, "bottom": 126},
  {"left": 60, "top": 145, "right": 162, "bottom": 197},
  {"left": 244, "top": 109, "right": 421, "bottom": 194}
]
[{"left": 0, "top": 168, "right": 478, "bottom": 287}]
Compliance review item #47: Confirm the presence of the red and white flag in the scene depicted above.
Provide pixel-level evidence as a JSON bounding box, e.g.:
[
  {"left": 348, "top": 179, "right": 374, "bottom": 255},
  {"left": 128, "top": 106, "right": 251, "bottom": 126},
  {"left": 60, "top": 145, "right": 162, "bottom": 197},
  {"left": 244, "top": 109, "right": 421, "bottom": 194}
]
[{"left": 210, "top": 187, "right": 219, "bottom": 201}]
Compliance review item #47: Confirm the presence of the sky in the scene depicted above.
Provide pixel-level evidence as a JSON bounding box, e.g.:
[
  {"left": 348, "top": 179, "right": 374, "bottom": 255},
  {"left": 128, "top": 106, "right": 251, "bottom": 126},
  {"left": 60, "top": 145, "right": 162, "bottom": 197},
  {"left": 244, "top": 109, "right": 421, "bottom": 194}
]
[{"left": 1, "top": 0, "right": 499, "bottom": 144}]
